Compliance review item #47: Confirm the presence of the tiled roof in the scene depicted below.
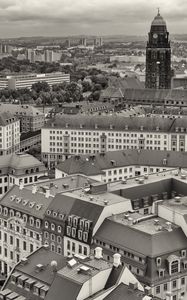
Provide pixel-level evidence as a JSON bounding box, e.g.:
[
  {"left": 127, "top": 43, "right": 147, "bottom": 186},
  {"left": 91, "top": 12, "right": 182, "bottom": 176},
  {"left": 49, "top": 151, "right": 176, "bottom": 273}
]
[
  {"left": 95, "top": 218, "right": 187, "bottom": 257},
  {"left": 46, "top": 193, "right": 104, "bottom": 226},
  {"left": 0, "top": 112, "right": 17, "bottom": 126},
  {"left": 56, "top": 149, "right": 187, "bottom": 176},
  {"left": 0, "top": 153, "right": 44, "bottom": 170},
  {"left": 0, "top": 185, "right": 54, "bottom": 219},
  {"left": 124, "top": 88, "right": 187, "bottom": 103},
  {"left": 108, "top": 76, "right": 144, "bottom": 90},
  {"left": 44, "top": 114, "right": 187, "bottom": 132},
  {"left": 0, "top": 104, "right": 44, "bottom": 117},
  {"left": 103, "top": 283, "right": 145, "bottom": 300}
]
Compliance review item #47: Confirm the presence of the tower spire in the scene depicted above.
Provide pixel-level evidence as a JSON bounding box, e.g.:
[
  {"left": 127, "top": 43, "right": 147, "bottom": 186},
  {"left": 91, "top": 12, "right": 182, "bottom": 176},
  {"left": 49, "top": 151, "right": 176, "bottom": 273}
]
[{"left": 157, "top": 7, "right": 160, "bottom": 16}]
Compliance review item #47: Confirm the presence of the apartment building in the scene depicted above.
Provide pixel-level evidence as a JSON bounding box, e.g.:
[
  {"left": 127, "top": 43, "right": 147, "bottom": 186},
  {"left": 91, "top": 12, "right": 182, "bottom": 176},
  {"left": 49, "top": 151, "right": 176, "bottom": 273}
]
[
  {"left": 0, "top": 153, "right": 47, "bottom": 198},
  {"left": 42, "top": 114, "right": 187, "bottom": 167},
  {"left": 93, "top": 174, "right": 187, "bottom": 300},
  {"left": 1, "top": 245, "right": 144, "bottom": 300},
  {"left": 0, "top": 72, "right": 70, "bottom": 90},
  {"left": 0, "top": 104, "right": 45, "bottom": 133},
  {"left": 43, "top": 182, "right": 132, "bottom": 257},
  {"left": 0, "top": 112, "right": 20, "bottom": 156},
  {"left": 55, "top": 149, "right": 187, "bottom": 182},
  {"left": 0, "top": 175, "right": 97, "bottom": 275}
]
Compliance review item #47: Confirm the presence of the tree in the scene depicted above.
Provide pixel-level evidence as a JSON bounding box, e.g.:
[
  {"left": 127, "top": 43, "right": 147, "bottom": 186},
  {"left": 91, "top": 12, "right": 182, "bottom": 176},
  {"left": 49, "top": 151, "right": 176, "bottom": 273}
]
[{"left": 31, "top": 81, "right": 50, "bottom": 93}]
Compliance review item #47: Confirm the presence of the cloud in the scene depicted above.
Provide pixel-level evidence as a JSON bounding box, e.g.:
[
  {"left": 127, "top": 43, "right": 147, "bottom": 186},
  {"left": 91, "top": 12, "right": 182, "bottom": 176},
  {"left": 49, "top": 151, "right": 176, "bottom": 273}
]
[{"left": 0, "top": 0, "right": 186, "bottom": 36}]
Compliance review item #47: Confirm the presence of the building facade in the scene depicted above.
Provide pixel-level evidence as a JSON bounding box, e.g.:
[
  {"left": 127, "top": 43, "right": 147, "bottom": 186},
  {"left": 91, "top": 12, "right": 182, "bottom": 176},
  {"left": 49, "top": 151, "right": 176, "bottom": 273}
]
[
  {"left": 145, "top": 11, "right": 171, "bottom": 89},
  {"left": 0, "top": 72, "right": 70, "bottom": 90},
  {"left": 42, "top": 115, "right": 187, "bottom": 168},
  {"left": 0, "top": 112, "right": 20, "bottom": 156},
  {"left": 0, "top": 104, "right": 45, "bottom": 133}
]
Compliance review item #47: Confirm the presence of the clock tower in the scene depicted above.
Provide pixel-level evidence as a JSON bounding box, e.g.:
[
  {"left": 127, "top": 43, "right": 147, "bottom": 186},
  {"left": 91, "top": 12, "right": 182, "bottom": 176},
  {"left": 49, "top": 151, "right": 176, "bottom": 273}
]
[{"left": 145, "top": 10, "right": 171, "bottom": 89}]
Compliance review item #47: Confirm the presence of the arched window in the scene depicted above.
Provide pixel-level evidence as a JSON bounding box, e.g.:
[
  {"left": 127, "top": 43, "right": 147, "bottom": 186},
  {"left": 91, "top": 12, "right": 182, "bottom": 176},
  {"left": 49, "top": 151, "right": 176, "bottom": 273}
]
[
  {"left": 57, "top": 246, "right": 62, "bottom": 254},
  {"left": 171, "top": 260, "right": 179, "bottom": 274}
]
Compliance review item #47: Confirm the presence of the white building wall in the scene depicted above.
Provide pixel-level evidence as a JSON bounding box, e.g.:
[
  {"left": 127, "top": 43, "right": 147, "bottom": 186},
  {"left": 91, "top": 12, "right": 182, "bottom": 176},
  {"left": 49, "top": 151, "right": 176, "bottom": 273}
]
[{"left": 77, "top": 269, "right": 112, "bottom": 300}]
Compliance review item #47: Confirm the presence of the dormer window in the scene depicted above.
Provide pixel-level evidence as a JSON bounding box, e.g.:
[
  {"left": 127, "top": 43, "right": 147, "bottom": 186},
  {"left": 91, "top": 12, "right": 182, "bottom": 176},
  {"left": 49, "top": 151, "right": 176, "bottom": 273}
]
[
  {"left": 181, "top": 250, "right": 186, "bottom": 258},
  {"left": 156, "top": 257, "right": 161, "bottom": 266},
  {"left": 72, "top": 227, "right": 76, "bottom": 238},
  {"left": 167, "top": 255, "right": 180, "bottom": 275},
  {"left": 45, "top": 221, "right": 49, "bottom": 229},
  {"left": 57, "top": 226, "right": 61, "bottom": 233},
  {"left": 73, "top": 216, "right": 78, "bottom": 227},
  {"left": 51, "top": 223, "right": 55, "bottom": 231},
  {"left": 30, "top": 217, "right": 34, "bottom": 226},
  {"left": 158, "top": 268, "right": 165, "bottom": 277},
  {"left": 3, "top": 207, "right": 8, "bottom": 216},
  {"left": 36, "top": 220, "right": 41, "bottom": 229}
]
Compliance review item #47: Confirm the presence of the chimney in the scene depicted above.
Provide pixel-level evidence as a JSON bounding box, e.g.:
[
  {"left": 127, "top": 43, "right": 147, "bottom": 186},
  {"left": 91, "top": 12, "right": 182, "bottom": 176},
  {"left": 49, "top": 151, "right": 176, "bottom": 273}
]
[
  {"left": 19, "top": 180, "right": 24, "bottom": 190},
  {"left": 128, "top": 217, "right": 133, "bottom": 226},
  {"left": 45, "top": 188, "right": 50, "bottom": 198},
  {"left": 144, "top": 286, "right": 152, "bottom": 295},
  {"left": 32, "top": 184, "right": 37, "bottom": 194},
  {"left": 95, "top": 247, "right": 103, "bottom": 259},
  {"left": 51, "top": 260, "right": 58, "bottom": 273},
  {"left": 165, "top": 221, "right": 172, "bottom": 232},
  {"left": 113, "top": 253, "right": 121, "bottom": 268}
]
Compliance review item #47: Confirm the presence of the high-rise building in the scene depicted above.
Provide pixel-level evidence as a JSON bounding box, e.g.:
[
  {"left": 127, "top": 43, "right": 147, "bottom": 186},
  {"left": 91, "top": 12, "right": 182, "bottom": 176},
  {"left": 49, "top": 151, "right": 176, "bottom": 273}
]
[
  {"left": 145, "top": 10, "right": 171, "bottom": 89},
  {"left": 44, "top": 49, "right": 54, "bottom": 63},
  {"left": 26, "top": 49, "right": 36, "bottom": 63}
]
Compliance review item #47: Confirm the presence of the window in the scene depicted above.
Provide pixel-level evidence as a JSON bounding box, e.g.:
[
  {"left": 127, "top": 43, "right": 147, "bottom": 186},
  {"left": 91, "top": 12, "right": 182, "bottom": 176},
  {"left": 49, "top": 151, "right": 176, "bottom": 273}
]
[
  {"left": 164, "top": 283, "right": 167, "bottom": 291},
  {"left": 171, "top": 260, "right": 179, "bottom": 274},
  {"left": 156, "top": 286, "right": 160, "bottom": 294},
  {"left": 45, "top": 221, "right": 49, "bottom": 229},
  {"left": 23, "top": 241, "right": 27, "bottom": 251},
  {"left": 51, "top": 223, "right": 55, "bottom": 231},
  {"left": 79, "top": 245, "right": 82, "bottom": 254},
  {"left": 181, "top": 250, "right": 186, "bottom": 258},
  {"left": 83, "top": 247, "right": 87, "bottom": 256},
  {"left": 156, "top": 257, "right": 161, "bottom": 266},
  {"left": 172, "top": 280, "right": 177, "bottom": 288},
  {"left": 181, "top": 277, "right": 185, "bottom": 285}
]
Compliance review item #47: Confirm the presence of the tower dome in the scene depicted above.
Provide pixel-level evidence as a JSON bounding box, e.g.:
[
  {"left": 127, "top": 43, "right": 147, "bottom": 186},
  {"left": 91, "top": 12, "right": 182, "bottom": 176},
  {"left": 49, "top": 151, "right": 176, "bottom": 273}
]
[
  {"left": 151, "top": 10, "right": 167, "bottom": 32},
  {"left": 151, "top": 12, "right": 166, "bottom": 26}
]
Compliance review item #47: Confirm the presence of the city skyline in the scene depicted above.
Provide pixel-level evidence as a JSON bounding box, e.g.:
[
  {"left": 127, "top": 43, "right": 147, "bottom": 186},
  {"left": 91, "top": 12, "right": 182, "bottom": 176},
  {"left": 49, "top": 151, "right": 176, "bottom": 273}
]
[{"left": 0, "top": 0, "right": 187, "bottom": 38}]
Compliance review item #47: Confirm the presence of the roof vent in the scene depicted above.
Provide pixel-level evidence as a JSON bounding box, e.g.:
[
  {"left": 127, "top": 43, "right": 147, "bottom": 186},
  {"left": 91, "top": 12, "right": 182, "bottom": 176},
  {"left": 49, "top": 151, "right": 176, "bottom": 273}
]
[
  {"left": 21, "top": 258, "right": 28, "bottom": 265},
  {"left": 78, "top": 265, "right": 90, "bottom": 275},
  {"left": 104, "top": 200, "right": 108, "bottom": 205},
  {"left": 90, "top": 196, "right": 93, "bottom": 201},
  {"left": 110, "top": 160, "right": 116, "bottom": 166},
  {"left": 165, "top": 221, "right": 172, "bottom": 232},
  {"left": 174, "top": 196, "right": 181, "bottom": 203},
  {"left": 36, "top": 264, "right": 44, "bottom": 272},
  {"left": 154, "top": 219, "right": 159, "bottom": 225},
  {"left": 95, "top": 247, "right": 103, "bottom": 259},
  {"left": 51, "top": 260, "right": 58, "bottom": 272},
  {"left": 124, "top": 213, "right": 130, "bottom": 219},
  {"left": 138, "top": 178, "right": 144, "bottom": 184},
  {"left": 63, "top": 183, "right": 69, "bottom": 189},
  {"left": 68, "top": 258, "right": 77, "bottom": 268},
  {"left": 181, "top": 174, "right": 186, "bottom": 180}
]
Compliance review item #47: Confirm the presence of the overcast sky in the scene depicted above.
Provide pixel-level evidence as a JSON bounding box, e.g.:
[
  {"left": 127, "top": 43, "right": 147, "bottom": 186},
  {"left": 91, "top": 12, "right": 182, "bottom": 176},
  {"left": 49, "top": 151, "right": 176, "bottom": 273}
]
[{"left": 0, "top": 0, "right": 186, "bottom": 37}]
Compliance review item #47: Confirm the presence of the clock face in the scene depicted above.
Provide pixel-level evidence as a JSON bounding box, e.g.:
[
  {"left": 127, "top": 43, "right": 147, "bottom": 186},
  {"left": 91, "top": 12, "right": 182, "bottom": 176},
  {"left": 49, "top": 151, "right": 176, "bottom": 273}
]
[{"left": 153, "top": 33, "right": 158, "bottom": 39}]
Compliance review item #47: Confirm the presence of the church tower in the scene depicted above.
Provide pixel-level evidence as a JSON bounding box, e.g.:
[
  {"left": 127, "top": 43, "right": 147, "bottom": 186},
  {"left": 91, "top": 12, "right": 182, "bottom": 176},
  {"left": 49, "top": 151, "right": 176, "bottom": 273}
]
[{"left": 145, "top": 10, "right": 171, "bottom": 89}]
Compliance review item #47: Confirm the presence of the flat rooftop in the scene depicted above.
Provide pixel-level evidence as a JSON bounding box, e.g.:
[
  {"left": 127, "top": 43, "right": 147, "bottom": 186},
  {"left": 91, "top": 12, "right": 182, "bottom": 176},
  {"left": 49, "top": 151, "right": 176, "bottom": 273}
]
[
  {"left": 108, "top": 169, "right": 180, "bottom": 193},
  {"left": 63, "top": 188, "right": 131, "bottom": 207},
  {"left": 58, "top": 257, "right": 112, "bottom": 284},
  {"left": 109, "top": 214, "right": 178, "bottom": 235},
  {"left": 161, "top": 196, "right": 187, "bottom": 214},
  {"left": 26, "top": 175, "right": 97, "bottom": 196}
]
